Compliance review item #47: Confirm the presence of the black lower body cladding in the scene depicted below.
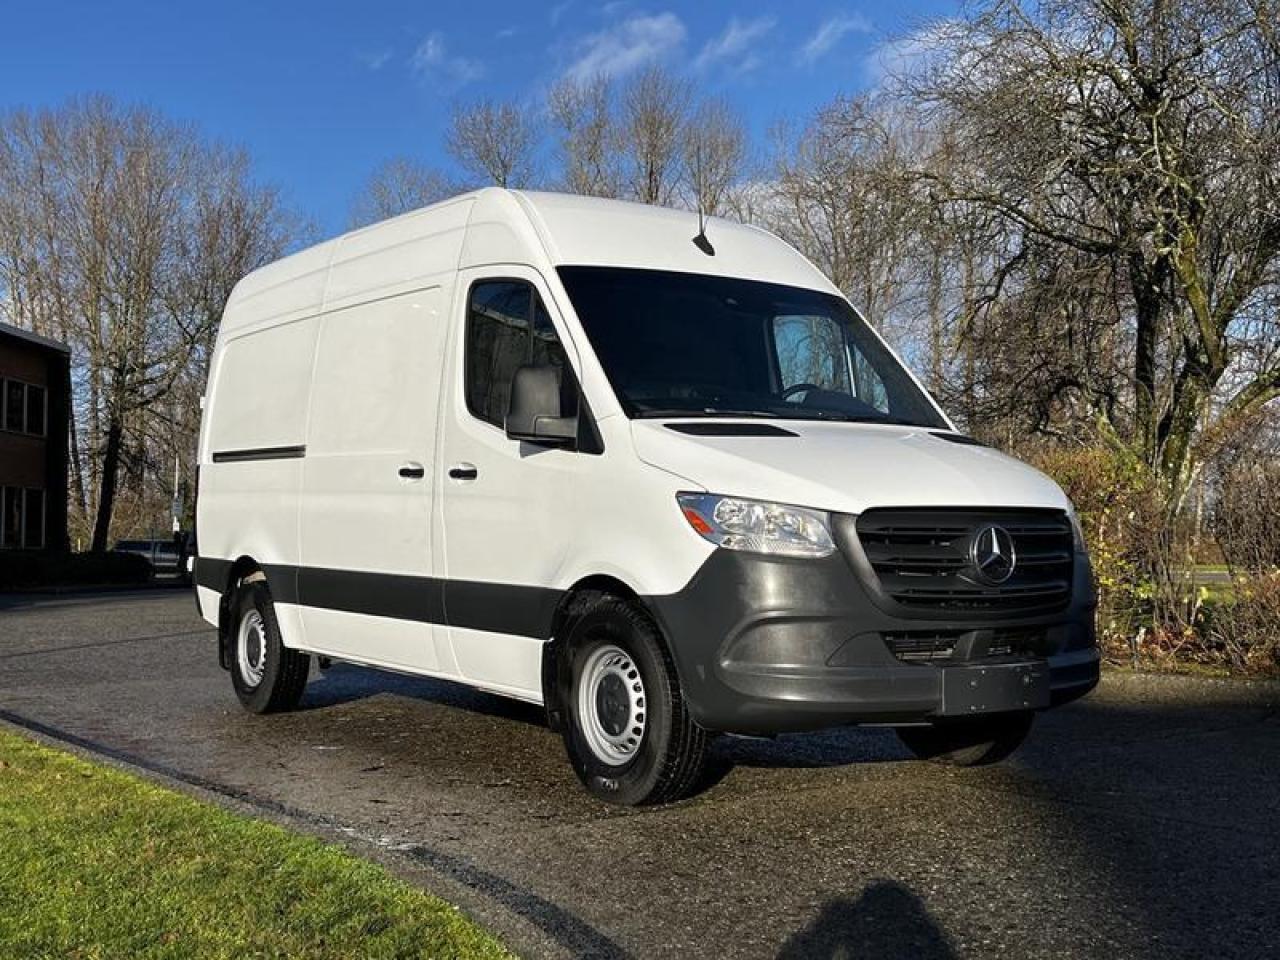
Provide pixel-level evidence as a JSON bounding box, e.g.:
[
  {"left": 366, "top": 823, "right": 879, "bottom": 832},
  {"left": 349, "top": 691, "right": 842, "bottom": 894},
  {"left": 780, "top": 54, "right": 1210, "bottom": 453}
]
[
  {"left": 194, "top": 533, "right": 1099, "bottom": 737},
  {"left": 646, "top": 548, "right": 1099, "bottom": 735}
]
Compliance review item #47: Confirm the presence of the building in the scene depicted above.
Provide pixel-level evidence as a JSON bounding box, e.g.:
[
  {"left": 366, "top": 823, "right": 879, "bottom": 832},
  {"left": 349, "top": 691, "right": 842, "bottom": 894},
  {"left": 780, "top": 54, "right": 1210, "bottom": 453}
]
[{"left": 0, "top": 321, "right": 70, "bottom": 552}]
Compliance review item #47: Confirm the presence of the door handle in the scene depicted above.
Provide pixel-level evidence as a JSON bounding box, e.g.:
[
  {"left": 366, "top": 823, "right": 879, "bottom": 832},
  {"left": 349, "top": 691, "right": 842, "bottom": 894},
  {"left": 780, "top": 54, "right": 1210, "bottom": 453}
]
[
  {"left": 398, "top": 462, "right": 426, "bottom": 480},
  {"left": 448, "top": 463, "right": 478, "bottom": 481}
]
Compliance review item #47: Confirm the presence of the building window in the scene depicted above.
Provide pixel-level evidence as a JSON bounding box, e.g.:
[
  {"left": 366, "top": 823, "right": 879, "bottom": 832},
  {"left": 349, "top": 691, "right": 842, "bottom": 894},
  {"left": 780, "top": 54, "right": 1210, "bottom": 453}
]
[
  {"left": 465, "top": 280, "right": 571, "bottom": 428},
  {"left": 23, "top": 489, "right": 45, "bottom": 548},
  {"left": 1, "top": 487, "right": 21, "bottom": 548},
  {"left": 0, "top": 487, "right": 44, "bottom": 550},
  {"left": 3, "top": 379, "right": 22, "bottom": 432},
  {"left": 26, "top": 384, "right": 46, "bottom": 436},
  {"left": 0, "top": 377, "right": 48, "bottom": 437}
]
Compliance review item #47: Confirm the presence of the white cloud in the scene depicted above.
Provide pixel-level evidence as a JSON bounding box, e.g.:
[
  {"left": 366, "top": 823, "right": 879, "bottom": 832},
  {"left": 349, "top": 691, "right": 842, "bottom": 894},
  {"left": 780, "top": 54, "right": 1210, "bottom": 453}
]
[
  {"left": 359, "top": 49, "right": 393, "bottom": 71},
  {"left": 864, "top": 21, "right": 963, "bottom": 84},
  {"left": 800, "top": 13, "right": 873, "bottom": 65},
  {"left": 496, "top": 26, "right": 518, "bottom": 40},
  {"left": 562, "top": 12, "right": 687, "bottom": 83},
  {"left": 550, "top": 1, "right": 574, "bottom": 26},
  {"left": 694, "top": 16, "right": 775, "bottom": 74},
  {"left": 410, "top": 32, "right": 485, "bottom": 89}
]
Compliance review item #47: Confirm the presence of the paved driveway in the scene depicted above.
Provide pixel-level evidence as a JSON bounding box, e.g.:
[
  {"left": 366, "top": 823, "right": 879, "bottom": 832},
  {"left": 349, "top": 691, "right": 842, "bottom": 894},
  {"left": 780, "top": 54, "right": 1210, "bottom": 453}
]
[{"left": 1, "top": 588, "right": 1277, "bottom": 959}]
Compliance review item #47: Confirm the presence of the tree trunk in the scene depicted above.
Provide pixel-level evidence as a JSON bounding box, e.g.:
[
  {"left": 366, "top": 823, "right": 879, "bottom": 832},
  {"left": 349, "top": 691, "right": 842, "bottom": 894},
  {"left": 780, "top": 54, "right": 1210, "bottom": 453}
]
[
  {"left": 90, "top": 418, "right": 122, "bottom": 553},
  {"left": 1129, "top": 254, "right": 1163, "bottom": 462},
  {"left": 68, "top": 405, "right": 87, "bottom": 521},
  {"left": 927, "top": 246, "right": 944, "bottom": 393}
]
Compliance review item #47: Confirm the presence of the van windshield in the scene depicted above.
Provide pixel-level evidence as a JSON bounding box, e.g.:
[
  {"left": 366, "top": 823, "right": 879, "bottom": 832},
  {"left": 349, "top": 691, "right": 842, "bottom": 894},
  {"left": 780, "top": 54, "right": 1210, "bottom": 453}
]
[{"left": 557, "top": 266, "right": 947, "bottom": 427}]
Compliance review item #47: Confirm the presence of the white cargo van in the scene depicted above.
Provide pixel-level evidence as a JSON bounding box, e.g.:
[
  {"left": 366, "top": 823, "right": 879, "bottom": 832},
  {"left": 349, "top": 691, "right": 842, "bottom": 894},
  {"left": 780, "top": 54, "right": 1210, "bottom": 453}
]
[{"left": 194, "top": 189, "right": 1099, "bottom": 805}]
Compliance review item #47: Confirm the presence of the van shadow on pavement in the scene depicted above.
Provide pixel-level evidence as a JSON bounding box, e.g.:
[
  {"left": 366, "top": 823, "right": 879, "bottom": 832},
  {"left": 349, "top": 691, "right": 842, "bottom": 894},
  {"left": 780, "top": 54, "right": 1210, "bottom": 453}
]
[{"left": 777, "top": 881, "right": 957, "bottom": 960}]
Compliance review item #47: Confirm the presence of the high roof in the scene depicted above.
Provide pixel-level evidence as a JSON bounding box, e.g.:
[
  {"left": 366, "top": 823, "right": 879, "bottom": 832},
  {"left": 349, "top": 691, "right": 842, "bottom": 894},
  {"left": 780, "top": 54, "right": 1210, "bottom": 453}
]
[
  {"left": 221, "top": 189, "right": 839, "bottom": 333},
  {"left": 512, "top": 190, "right": 836, "bottom": 293}
]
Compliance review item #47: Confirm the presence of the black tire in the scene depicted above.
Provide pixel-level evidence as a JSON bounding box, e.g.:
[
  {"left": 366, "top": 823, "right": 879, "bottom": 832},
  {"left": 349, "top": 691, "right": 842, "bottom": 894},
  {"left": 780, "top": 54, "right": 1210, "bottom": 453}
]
[
  {"left": 559, "top": 592, "right": 707, "bottom": 806},
  {"left": 229, "top": 579, "right": 310, "bottom": 714},
  {"left": 896, "top": 711, "right": 1034, "bottom": 766}
]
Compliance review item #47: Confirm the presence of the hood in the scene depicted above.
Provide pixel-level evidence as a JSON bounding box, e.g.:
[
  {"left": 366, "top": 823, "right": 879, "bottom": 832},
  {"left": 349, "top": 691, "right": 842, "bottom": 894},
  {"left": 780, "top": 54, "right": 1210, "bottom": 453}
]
[{"left": 631, "top": 420, "right": 1071, "bottom": 515}]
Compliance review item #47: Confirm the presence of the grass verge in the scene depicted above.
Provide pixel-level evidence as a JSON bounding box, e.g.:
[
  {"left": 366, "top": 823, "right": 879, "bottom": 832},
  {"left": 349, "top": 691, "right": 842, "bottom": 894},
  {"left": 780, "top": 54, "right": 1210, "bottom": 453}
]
[{"left": 0, "top": 728, "right": 512, "bottom": 959}]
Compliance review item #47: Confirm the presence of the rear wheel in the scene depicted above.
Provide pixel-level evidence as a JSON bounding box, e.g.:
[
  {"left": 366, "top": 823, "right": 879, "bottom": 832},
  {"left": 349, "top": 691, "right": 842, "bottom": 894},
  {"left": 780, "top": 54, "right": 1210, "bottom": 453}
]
[
  {"left": 229, "top": 579, "right": 309, "bottom": 713},
  {"left": 559, "top": 593, "right": 707, "bottom": 805},
  {"left": 896, "top": 711, "right": 1034, "bottom": 766}
]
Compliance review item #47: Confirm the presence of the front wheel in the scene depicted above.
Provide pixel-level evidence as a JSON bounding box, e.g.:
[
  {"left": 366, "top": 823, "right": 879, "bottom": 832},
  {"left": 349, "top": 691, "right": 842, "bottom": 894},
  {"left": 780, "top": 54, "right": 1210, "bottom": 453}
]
[
  {"left": 229, "top": 579, "right": 310, "bottom": 714},
  {"left": 559, "top": 593, "right": 707, "bottom": 806},
  {"left": 896, "top": 711, "right": 1034, "bottom": 766}
]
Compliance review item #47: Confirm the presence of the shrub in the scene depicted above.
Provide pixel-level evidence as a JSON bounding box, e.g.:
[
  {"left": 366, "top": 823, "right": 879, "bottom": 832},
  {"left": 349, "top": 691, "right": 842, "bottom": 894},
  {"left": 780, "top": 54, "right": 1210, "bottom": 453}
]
[
  {"left": 1213, "top": 457, "right": 1280, "bottom": 575},
  {"left": 1205, "top": 457, "right": 1280, "bottom": 671},
  {"left": 1200, "top": 573, "right": 1280, "bottom": 672},
  {"left": 1024, "top": 446, "right": 1160, "bottom": 654}
]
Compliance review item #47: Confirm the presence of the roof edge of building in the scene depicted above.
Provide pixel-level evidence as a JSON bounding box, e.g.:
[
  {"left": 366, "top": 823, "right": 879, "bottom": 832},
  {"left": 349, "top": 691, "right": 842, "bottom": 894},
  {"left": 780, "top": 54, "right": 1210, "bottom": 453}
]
[{"left": 0, "top": 320, "right": 71, "bottom": 354}]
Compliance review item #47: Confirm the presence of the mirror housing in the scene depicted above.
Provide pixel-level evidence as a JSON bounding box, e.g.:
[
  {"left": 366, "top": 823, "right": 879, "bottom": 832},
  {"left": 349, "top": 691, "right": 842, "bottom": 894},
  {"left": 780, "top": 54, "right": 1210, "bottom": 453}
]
[{"left": 505, "top": 364, "right": 577, "bottom": 447}]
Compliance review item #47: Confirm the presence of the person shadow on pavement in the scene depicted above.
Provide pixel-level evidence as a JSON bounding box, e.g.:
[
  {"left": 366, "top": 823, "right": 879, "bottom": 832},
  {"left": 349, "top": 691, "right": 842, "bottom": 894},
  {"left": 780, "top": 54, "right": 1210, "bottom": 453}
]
[{"left": 777, "top": 880, "right": 957, "bottom": 960}]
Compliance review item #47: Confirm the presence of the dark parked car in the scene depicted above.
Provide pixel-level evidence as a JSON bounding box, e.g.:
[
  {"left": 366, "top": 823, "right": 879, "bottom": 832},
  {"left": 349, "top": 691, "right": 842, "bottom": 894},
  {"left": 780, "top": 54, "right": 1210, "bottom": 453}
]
[{"left": 113, "top": 538, "right": 190, "bottom": 582}]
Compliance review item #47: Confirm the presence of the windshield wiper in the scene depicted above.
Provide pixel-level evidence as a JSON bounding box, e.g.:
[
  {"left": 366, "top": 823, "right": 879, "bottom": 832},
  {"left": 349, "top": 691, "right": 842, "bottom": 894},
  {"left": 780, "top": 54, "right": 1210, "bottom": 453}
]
[
  {"left": 781, "top": 411, "right": 923, "bottom": 425},
  {"left": 631, "top": 402, "right": 927, "bottom": 428},
  {"left": 634, "top": 406, "right": 779, "bottom": 419}
]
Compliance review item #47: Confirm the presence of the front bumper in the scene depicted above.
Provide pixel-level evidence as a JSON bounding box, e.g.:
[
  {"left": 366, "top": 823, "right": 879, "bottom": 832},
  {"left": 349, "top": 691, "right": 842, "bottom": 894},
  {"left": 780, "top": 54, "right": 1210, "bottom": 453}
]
[{"left": 647, "top": 548, "right": 1099, "bottom": 735}]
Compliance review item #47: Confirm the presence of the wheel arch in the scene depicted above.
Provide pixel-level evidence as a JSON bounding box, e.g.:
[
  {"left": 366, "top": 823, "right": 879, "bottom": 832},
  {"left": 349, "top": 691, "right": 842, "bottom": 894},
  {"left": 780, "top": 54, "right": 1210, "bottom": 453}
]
[
  {"left": 216, "top": 555, "right": 267, "bottom": 670},
  {"left": 541, "top": 573, "right": 678, "bottom": 732}
]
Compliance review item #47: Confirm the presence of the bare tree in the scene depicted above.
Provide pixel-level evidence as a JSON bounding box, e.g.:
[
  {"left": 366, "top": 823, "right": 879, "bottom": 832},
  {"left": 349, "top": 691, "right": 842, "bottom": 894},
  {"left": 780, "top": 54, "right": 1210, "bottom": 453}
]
[
  {"left": 446, "top": 98, "right": 540, "bottom": 189},
  {"left": 548, "top": 75, "right": 622, "bottom": 198},
  {"left": 902, "top": 0, "right": 1280, "bottom": 514},
  {"left": 0, "top": 96, "right": 299, "bottom": 549},
  {"left": 349, "top": 157, "right": 456, "bottom": 228},
  {"left": 766, "top": 96, "right": 924, "bottom": 328},
  {"left": 620, "top": 66, "right": 689, "bottom": 205},
  {"left": 681, "top": 98, "right": 746, "bottom": 216}
]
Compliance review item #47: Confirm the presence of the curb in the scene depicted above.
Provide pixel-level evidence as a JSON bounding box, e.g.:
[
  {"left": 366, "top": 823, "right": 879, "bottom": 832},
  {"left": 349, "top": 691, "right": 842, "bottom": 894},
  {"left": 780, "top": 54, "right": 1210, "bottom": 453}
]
[{"left": 0, "top": 711, "right": 627, "bottom": 960}]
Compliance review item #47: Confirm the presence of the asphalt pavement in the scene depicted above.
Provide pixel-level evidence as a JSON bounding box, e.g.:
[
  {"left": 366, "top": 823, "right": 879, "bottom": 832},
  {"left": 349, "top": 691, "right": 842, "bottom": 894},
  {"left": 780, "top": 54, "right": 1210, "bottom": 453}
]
[{"left": 1, "top": 587, "right": 1277, "bottom": 959}]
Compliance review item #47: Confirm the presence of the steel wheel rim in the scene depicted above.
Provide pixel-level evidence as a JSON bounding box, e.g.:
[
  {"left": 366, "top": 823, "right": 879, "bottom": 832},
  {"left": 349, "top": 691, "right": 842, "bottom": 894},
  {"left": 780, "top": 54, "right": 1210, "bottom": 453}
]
[
  {"left": 237, "top": 609, "right": 267, "bottom": 688},
  {"left": 578, "top": 643, "right": 647, "bottom": 766}
]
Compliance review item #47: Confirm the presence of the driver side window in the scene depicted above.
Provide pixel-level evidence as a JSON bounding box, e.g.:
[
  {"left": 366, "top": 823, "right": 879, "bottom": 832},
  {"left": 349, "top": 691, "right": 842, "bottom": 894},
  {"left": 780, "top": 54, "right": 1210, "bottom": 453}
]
[{"left": 465, "top": 279, "right": 575, "bottom": 429}]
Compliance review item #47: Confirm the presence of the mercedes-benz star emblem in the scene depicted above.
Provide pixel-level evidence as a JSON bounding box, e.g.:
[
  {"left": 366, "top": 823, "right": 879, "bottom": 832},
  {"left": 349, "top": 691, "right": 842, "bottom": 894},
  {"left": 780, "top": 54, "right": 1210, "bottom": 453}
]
[{"left": 970, "top": 525, "right": 1017, "bottom": 585}]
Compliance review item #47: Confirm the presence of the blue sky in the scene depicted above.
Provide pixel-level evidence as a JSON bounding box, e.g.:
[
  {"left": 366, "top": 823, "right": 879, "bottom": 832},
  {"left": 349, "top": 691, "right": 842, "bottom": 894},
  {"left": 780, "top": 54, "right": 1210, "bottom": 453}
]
[{"left": 1, "top": 1, "right": 953, "bottom": 233}]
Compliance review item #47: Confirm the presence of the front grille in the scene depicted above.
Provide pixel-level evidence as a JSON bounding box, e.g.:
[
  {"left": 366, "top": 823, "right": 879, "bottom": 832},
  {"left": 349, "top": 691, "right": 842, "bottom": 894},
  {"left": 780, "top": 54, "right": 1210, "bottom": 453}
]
[
  {"left": 883, "top": 631, "right": 959, "bottom": 662},
  {"left": 883, "top": 627, "right": 1051, "bottom": 663},
  {"left": 855, "top": 508, "right": 1074, "bottom": 616}
]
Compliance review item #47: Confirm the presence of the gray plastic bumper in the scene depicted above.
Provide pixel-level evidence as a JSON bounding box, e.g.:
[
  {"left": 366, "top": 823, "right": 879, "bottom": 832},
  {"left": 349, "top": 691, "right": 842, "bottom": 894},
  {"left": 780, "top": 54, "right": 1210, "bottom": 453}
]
[{"left": 646, "top": 548, "right": 1099, "bottom": 735}]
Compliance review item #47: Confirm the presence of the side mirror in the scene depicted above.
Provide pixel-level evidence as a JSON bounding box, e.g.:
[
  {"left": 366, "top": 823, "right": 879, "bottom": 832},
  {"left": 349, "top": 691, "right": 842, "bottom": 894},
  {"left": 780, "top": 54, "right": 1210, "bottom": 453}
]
[{"left": 505, "top": 364, "right": 577, "bottom": 447}]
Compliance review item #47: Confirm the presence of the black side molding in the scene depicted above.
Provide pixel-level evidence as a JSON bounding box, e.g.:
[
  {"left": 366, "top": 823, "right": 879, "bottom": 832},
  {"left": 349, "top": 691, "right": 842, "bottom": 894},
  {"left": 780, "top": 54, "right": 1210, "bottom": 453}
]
[
  {"left": 192, "top": 557, "right": 562, "bottom": 640},
  {"left": 211, "top": 445, "right": 307, "bottom": 463}
]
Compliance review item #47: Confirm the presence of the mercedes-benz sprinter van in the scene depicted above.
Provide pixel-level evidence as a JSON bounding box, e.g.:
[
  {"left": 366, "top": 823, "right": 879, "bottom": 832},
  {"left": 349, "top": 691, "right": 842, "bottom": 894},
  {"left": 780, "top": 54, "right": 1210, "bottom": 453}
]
[{"left": 194, "top": 189, "right": 1099, "bottom": 805}]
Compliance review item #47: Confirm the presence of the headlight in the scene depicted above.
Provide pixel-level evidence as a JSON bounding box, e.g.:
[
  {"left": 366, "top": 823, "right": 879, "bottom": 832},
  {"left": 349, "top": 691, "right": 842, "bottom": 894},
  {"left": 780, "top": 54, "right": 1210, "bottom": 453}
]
[{"left": 677, "top": 493, "right": 835, "bottom": 559}]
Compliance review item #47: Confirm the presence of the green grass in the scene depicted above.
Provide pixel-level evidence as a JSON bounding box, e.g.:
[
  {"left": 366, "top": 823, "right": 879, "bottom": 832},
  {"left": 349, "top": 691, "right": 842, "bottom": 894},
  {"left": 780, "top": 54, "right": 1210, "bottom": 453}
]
[{"left": 0, "top": 729, "right": 513, "bottom": 959}]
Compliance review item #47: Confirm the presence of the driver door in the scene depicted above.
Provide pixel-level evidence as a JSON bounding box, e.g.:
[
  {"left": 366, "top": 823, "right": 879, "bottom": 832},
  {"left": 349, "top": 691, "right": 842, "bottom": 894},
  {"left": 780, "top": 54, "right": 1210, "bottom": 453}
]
[{"left": 435, "top": 266, "right": 588, "bottom": 700}]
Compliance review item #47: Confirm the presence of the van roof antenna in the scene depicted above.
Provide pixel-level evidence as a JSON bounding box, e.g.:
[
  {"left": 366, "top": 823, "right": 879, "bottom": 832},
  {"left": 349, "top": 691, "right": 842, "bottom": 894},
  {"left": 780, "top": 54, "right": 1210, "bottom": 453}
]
[{"left": 692, "top": 205, "right": 715, "bottom": 256}]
